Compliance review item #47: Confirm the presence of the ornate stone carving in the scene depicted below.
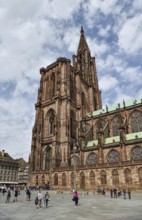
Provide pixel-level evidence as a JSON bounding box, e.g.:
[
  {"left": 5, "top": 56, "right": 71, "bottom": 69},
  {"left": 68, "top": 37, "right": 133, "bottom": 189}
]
[
  {"left": 119, "top": 114, "right": 127, "bottom": 144},
  {"left": 96, "top": 120, "right": 109, "bottom": 148}
]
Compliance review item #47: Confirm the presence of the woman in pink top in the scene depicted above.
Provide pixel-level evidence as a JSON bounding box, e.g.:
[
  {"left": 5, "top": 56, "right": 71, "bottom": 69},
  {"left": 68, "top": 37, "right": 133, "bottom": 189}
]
[{"left": 74, "top": 191, "right": 79, "bottom": 206}]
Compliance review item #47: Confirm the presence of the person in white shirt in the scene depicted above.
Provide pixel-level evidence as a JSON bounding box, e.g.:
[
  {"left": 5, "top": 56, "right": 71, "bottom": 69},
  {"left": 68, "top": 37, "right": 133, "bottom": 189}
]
[{"left": 38, "top": 190, "right": 43, "bottom": 208}]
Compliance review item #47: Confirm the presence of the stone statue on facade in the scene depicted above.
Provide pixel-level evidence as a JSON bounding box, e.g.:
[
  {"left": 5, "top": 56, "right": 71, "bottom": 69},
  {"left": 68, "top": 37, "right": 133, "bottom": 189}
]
[
  {"left": 119, "top": 114, "right": 127, "bottom": 144},
  {"left": 97, "top": 120, "right": 109, "bottom": 148}
]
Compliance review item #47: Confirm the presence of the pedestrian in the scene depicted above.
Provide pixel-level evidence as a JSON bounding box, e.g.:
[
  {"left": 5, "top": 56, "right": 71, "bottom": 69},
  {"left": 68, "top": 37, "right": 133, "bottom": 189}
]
[
  {"left": 14, "top": 187, "right": 18, "bottom": 202},
  {"left": 44, "top": 191, "right": 50, "bottom": 207},
  {"left": 35, "top": 196, "right": 38, "bottom": 208},
  {"left": 38, "top": 190, "right": 43, "bottom": 208},
  {"left": 127, "top": 188, "right": 131, "bottom": 199},
  {"left": 73, "top": 191, "right": 79, "bottom": 206},
  {"left": 110, "top": 188, "right": 113, "bottom": 198},
  {"left": 102, "top": 188, "right": 106, "bottom": 196},
  {"left": 123, "top": 189, "right": 126, "bottom": 199},
  {"left": 26, "top": 187, "right": 31, "bottom": 201},
  {"left": 5, "top": 188, "right": 11, "bottom": 203}
]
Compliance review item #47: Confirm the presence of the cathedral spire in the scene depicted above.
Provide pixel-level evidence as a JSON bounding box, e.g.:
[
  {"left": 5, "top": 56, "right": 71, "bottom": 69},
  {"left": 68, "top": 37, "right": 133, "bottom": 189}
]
[{"left": 77, "top": 26, "right": 90, "bottom": 55}]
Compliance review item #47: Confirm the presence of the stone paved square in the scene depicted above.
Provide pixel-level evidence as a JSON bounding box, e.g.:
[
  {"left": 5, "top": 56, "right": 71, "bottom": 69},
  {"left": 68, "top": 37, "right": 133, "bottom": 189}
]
[{"left": 0, "top": 190, "right": 142, "bottom": 220}]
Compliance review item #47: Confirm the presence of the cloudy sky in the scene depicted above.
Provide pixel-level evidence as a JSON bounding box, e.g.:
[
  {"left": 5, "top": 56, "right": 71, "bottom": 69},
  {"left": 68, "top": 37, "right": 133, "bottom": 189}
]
[{"left": 0, "top": 0, "right": 142, "bottom": 161}]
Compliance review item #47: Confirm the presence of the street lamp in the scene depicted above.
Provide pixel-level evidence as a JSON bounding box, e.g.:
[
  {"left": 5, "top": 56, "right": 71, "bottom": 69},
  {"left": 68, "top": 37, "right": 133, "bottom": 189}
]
[{"left": 73, "top": 142, "right": 77, "bottom": 191}]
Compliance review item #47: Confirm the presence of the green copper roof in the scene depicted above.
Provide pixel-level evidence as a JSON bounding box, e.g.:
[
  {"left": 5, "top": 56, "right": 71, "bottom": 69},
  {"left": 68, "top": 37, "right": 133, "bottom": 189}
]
[
  {"left": 126, "top": 132, "right": 142, "bottom": 140},
  {"left": 86, "top": 131, "right": 142, "bottom": 148},
  {"left": 86, "top": 139, "right": 98, "bottom": 147},
  {"left": 86, "top": 98, "right": 142, "bottom": 118}
]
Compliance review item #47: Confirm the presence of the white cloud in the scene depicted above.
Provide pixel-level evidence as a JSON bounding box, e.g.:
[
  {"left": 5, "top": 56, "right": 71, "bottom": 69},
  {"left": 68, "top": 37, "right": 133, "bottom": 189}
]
[
  {"left": 118, "top": 14, "right": 142, "bottom": 54},
  {"left": 99, "top": 75, "right": 118, "bottom": 91}
]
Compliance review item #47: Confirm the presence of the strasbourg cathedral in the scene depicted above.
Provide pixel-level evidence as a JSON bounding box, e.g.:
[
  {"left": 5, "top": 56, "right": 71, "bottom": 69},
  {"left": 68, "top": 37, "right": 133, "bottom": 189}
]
[{"left": 29, "top": 27, "right": 142, "bottom": 189}]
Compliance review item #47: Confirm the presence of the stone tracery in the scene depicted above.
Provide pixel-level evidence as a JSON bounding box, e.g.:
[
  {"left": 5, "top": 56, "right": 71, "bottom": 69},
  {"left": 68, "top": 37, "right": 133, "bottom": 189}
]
[
  {"left": 130, "top": 146, "right": 142, "bottom": 161},
  {"left": 86, "top": 152, "right": 99, "bottom": 165},
  {"left": 107, "top": 150, "right": 121, "bottom": 163}
]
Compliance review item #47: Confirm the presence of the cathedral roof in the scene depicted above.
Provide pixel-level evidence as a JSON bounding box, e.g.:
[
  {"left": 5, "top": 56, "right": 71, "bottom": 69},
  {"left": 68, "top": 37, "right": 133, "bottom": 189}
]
[{"left": 86, "top": 98, "right": 142, "bottom": 118}]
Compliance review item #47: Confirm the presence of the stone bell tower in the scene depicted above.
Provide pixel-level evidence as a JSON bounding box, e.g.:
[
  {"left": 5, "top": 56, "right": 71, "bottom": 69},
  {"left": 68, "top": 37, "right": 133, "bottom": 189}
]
[{"left": 28, "top": 27, "right": 102, "bottom": 186}]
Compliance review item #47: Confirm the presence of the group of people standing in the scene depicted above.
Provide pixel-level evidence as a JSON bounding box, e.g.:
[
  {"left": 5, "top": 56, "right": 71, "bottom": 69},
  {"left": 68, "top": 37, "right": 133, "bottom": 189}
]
[
  {"left": 35, "top": 190, "right": 50, "bottom": 208},
  {"left": 5, "top": 186, "right": 19, "bottom": 203},
  {"left": 110, "top": 188, "right": 131, "bottom": 199}
]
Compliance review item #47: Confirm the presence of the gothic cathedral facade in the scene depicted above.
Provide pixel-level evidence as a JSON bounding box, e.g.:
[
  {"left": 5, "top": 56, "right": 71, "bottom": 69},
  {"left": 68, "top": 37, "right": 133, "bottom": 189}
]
[{"left": 29, "top": 27, "right": 142, "bottom": 189}]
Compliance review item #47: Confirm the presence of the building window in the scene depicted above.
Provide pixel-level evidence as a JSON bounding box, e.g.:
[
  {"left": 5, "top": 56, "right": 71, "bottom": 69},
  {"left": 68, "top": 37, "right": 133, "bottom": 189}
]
[
  {"left": 112, "top": 169, "right": 119, "bottom": 185},
  {"left": 130, "top": 146, "right": 142, "bottom": 161},
  {"left": 70, "top": 111, "right": 76, "bottom": 138},
  {"left": 112, "top": 115, "right": 120, "bottom": 136},
  {"left": 86, "top": 153, "right": 99, "bottom": 165},
  {"left": 49, "top": 110, "right": 55, "bottom": 135},
  {"left": 80, "top": 172, "right": 85, "bottom": 189},
  {"left": 138, "top": 167, "right": 142, "bottom": 183},
  {"left": 71, "top": 155, "right": 80, "bottom": 167},
  {"left": 124, "top": 168, "right": 132, "bottom": 184},
  {"left": 130, "top": 111, "right": 142, "bottom": 133},
  {"left": 62, "top": 173, "right": 67, "bottom": 187},
  {"left": 43, "top": 146, "right": 52, "bottom": 171},
  {"left": 81, "top": 92, "right": 86, "bottom": 117},
  {"left": 100, "top": 170, "right": 107, "bottom": 185},
  {"left": 70, "top": 172, "right": 74, "bottom": 188},
  {"left": 89, "top": 171, "right": 95, "bottom": 187},
  {"left": 54, "top": 174, "right": 58, "bottom": 186},
  {"left": 107, "top": 150, "right": 121, "bottom": 163}
]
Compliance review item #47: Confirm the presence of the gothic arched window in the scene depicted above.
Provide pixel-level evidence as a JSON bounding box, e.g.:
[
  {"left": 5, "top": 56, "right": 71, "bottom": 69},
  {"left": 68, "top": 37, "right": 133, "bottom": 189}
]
[
  {"left": 71, "top": 155, "right": 80, "bottom": 167},
  {"left": 70, "top": 172, "right": 74, "bottom": 188},
  {"left": 42, "top": 146, "right": 52, "bottom": 171},
  {"left": 107, "top": 150, "right": 121, "bottom": 163},
  {"left": 124, "top": 168, "right": 132, "bottom": 184},
  {"left": 112, "top": 169, "right": 119, "bottom": 185},
  {"left": 100, "top": 170, "right": 107, "bottom": 185},
  {"left": 96, "top": 119, "right": 109, "bottom": 139},
  {"left": 54, "top": 173, "right": 58, "bottom": 186},
  {"left": 130, "top": 146, "right": 142, "bottom": 161},
  {"left": 62, "top": 173, "right": 67, "bottom": 187},
  {"left": 80, "top": 172, "right": 85, "bottom": 189},
  {"left": 112, "top": 115, "right": 120, "bottom": 136},
  {"left": 70, "top": 111, "right": 76, "bottom": 138},
  {"left": 81, "top": 92, "right": 86, "bottom": 116},
  {"left": 51, "top": 72, "right": 55, "bottom": 97},
  {"left": 86, "top": 152, "right": 99, "bottom": 165},
  {"left": 49, "top": 110, "right": 55, "bottom": 135},
  {"left": 89, "top": 171, "right": 95, "bottom": 187},
  {"left": 138, "top": 167, "right": 142, "bottom": 183},
  {"left": 94, "top": 96, "right": 97, "bottom": 111},
  {"left": 130, "top": 110, "right": 142, "bottom": 133}
]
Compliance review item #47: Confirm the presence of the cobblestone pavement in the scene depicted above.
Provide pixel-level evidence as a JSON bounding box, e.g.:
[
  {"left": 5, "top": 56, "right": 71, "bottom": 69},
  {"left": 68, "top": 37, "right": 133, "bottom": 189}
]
[{"left": 0, "top": 190, "right": 142, "bottom": 220}]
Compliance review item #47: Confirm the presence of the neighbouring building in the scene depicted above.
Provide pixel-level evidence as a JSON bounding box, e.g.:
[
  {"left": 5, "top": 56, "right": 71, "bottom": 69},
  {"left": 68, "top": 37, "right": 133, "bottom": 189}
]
[
  {"left": 28, "top": 27, "right": 142, "bottom": 189},
  {"left": 15, "top": 158, "right": 29, "bottom": 185},
  {"left": 0, "top": 150, "right": 19, "bottom": 185},
  {"left": 18, "top": 163, "right": 29, "bottom": 185}
]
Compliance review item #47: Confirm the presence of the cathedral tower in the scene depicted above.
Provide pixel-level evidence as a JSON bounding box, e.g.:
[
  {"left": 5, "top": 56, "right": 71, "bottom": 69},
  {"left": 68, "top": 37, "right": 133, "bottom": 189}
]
[{"left": 29, "top": 27, "right": 102, "bottom": 186}]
